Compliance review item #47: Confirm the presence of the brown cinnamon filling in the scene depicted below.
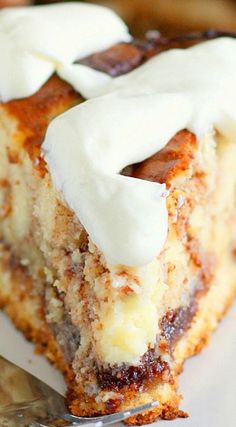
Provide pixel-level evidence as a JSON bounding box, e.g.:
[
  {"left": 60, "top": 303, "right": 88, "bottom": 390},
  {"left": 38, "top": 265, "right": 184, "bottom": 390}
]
[
  {"left": 96, "top": 284, "right": 208, "bottom": 392},
  {"left": 160, "top": 304, "right": 197, "bottom": 349},
  {"left": 80, "top": 42, "right": 144, "bottom": 77},
  {"left": 97, "top": 350, "right": 170, "bottom": 391},
  {"left": 96, "top": 299, "right": 196, "bottom": 392}
]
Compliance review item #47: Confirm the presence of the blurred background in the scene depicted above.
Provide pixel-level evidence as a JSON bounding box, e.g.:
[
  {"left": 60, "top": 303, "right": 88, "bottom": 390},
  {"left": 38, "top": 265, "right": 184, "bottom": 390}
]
[{"left": 1, "top": 0, "right": 236, "bottom": 37}]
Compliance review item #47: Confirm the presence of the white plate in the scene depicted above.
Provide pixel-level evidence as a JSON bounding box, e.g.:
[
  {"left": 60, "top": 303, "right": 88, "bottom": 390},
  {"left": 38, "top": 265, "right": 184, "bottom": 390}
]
[{"left": 0, "top": 302, "right": 235, "bottom": 427}]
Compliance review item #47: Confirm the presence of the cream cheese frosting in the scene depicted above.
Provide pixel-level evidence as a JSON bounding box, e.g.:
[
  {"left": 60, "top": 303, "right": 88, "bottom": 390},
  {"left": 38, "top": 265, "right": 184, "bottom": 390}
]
[
  {"left": 43, "top": 37, "right": 236, "bottom": 267},
  {"left": 0, "top": 3, "right": 130, "bottom": 102},
  {"left": 1, "top": 4, "right": 236, "bottom": 267}
]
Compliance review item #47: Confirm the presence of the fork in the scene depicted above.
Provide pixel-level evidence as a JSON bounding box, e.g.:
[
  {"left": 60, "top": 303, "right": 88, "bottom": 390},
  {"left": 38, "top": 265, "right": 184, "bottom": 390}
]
[
  {"left": 0, "top": 356, "right": 159, "bottom": 427},
  {"left": 31, "top": 401, "right": 160, "bottom": 427}
]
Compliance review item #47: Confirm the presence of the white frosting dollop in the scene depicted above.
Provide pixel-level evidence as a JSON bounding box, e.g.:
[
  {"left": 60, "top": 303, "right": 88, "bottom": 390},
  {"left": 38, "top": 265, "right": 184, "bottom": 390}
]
[
  {"left": 0, "top": 3, "right": 130, "bottom": 102},
  {"left": 43, "top": 38, "right": 236, "bottom": 267}
]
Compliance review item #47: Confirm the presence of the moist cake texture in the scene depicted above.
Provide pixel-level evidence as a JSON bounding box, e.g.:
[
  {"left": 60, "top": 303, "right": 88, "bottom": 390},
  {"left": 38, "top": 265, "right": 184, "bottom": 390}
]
[{"left": 0, "top": 6, "right": 236, "bottom": 424}]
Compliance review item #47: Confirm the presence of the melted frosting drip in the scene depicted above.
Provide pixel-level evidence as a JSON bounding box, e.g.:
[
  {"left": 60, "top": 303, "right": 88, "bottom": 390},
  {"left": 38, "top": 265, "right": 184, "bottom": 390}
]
[{"left": 0, "top": 3, "right": 130, "bottom": 102}]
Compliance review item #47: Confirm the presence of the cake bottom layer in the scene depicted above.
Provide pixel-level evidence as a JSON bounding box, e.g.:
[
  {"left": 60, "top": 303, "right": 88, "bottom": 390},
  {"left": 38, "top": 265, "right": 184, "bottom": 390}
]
[{"left": 0, "top": 242, "right": 235, "bottom": 425}]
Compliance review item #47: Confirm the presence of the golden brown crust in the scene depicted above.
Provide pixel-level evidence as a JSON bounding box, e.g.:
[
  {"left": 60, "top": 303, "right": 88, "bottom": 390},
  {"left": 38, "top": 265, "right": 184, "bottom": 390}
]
[
  {"left": 4, "top": 76, "right": 80, "bottom": 176},
  {"left": 132, "top": 130, "right": 197, "bottom": 187},
  {"left": 125, "top": 405, "right": 188, "bottom": 426},
  {"left": 0, "top": 244, "right": 74, "bottom": 383}
]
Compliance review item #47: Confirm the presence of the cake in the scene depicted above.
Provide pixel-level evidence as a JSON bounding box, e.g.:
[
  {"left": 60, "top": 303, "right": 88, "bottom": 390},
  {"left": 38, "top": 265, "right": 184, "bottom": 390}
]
[{"left": 0, "top": 3, "right": 236, "bottom": 425}]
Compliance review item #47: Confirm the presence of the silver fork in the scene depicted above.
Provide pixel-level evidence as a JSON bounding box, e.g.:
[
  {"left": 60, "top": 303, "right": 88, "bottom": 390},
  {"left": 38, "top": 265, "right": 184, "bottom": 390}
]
[
  {"left": 0, "top": 356, "right": 159, "bottom": 427},
  {"left": 31, "top": 401, "right": 160, "bottom": 427}
]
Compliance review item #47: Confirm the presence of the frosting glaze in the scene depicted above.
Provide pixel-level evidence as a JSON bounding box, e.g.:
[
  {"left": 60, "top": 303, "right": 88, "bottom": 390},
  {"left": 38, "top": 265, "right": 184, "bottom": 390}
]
[
  {"left": 0, "top": 3, "right": 130, "bottom": 102},
  {"left": 43, "top": 38, "right": 236, "bottom": 267}
]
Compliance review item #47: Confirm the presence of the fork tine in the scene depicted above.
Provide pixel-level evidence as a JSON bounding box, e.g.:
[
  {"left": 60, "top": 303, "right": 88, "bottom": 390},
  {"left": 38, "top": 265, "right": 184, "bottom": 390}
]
[{"left": 63, "top": 400, "right": 160, "bottom": 427}]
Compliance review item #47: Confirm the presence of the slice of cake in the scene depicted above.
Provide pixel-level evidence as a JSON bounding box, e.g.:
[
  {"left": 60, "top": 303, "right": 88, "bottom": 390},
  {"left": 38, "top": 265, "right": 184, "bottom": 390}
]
[{"left": 0, "top": 4, "right": 235, "bottom": 425}]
